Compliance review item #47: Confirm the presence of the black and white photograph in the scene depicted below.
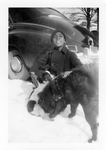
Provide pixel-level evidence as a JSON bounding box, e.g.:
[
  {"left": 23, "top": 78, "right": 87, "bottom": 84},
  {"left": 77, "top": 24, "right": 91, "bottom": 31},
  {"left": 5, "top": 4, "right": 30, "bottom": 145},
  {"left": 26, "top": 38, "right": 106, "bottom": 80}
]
[{"left": 0, "top": 0, "right": 106, "bottom": 150}]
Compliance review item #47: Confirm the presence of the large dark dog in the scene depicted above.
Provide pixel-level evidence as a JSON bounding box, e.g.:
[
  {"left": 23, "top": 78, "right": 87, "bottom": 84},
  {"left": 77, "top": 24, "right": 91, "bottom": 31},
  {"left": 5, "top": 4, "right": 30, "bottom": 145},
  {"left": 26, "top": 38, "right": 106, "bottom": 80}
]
[{"left": 28, "top": 63, "right": 99, "bottom": 142}]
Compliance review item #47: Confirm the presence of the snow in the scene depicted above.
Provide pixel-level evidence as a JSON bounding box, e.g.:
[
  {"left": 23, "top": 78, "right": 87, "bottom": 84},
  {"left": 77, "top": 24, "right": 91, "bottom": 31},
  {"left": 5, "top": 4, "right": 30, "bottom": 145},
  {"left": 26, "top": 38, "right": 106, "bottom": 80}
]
[
  {"left": 77, "top": 51, "right": 99, "bottom": 64},
  {"left": 8, "top": 79, "right": 95, "bottom": 143},
  {"left": 7, "top": 52, "right": 102, "bottom": 145}
]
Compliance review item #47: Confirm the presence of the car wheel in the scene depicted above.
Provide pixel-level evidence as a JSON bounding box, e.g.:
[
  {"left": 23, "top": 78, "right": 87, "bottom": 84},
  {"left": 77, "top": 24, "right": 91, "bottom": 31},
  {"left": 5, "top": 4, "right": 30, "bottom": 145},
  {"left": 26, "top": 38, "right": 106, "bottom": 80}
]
[{"left": 8, "top": 50, "right": 29, "bottom": 80}]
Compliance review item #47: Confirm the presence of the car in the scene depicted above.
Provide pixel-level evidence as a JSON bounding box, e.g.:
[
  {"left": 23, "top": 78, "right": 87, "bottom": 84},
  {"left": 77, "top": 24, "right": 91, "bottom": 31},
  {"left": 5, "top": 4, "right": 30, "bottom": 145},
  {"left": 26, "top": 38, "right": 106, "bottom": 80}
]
[{"left": 9, "top": 8, "right": 98, "bottom": 80}]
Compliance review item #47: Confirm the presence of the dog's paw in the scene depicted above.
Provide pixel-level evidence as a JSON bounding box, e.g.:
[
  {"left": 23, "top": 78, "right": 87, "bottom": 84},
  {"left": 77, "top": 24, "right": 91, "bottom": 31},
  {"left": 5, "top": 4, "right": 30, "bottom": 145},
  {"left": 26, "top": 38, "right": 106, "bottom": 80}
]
[
  {"left": 68, "top": 113, "right": 75, "bottom": 118},
  {"left": 88, "top": 137, "right": 97, "bottom": 143},
  {"left": 88, "top": 138, "right": 93, "bottom": 143},
  {"left": 43, "top": 114, "right": 54, "bottom": 121},
  {"left": 49, "top": 113, "right": 57, "bottom": 119},
  {"left": 48, "top": 118, "right": 54, "bottom": 121}
]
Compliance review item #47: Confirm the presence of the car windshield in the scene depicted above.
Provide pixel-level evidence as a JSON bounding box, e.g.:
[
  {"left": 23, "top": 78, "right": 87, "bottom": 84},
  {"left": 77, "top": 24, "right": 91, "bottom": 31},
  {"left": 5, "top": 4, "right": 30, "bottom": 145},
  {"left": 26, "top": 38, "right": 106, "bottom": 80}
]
[{"left": 9, "top": 8, "right": 68, "bottom": 23}]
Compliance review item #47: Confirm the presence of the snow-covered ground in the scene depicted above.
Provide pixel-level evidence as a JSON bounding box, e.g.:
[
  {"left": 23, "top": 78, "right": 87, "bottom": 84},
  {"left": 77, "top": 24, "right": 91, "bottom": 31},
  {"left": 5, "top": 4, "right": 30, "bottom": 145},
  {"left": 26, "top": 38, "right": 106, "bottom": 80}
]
[{"left": 8, "top": 79, "right": 97, "bottom": 143}]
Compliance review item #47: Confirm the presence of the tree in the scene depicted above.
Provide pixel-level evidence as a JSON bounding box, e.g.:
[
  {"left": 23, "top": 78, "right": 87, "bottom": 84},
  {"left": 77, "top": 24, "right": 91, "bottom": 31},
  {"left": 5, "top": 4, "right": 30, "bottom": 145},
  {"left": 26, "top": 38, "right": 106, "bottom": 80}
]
[
  {"left": 79, "top": 8, "right": 98, "bottom": 31},
  {"left": 96, "top": 8, "right": 99, "bottom": 32},
  {"left": 55, "top": 7, "right": 99, "bottom": 31}
]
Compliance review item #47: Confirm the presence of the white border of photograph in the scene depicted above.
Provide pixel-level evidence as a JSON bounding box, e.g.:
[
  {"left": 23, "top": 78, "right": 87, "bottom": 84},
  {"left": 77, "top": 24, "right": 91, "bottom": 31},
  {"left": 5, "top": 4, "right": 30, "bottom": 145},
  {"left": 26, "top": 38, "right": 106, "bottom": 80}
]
[{"left": 0, "top": 0, "right": 106, "bottom": 149}]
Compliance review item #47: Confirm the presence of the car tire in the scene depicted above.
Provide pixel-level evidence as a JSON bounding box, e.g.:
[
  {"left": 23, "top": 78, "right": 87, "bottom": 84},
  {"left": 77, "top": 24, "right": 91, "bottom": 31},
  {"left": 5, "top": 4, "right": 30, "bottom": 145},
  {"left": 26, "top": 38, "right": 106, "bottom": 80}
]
[{"left": 8, "top": 50, "right": 29, "bottom": 80}]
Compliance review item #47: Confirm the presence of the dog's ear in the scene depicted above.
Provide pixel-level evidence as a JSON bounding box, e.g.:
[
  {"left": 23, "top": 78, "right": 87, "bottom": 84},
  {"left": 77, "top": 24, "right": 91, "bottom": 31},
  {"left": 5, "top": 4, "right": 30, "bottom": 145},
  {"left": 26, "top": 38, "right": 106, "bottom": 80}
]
[{"left": 27, "top": 100, "right": 36, "bottom": 112}]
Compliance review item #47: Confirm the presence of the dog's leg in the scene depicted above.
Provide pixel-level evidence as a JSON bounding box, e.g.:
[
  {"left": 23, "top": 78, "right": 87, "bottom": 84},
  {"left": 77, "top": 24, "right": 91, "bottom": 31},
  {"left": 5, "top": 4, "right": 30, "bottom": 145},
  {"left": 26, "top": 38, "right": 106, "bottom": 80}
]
[
  {"left": 68, "top": 102, "right": 79, "bottom": 118},
  {"left": 65, "top": 89, "right": 79, "bottom": 118},
  {"left": 88, "top": 123, "right": 98, "bottom": 143},
  {"left": 82, "top": 101, "right": 98, "bottom": 143},
  {"left": 49, "top": 98, "right": 67, "bottom": 118},
  {"left": 42, "top": 113, "right": 54, "bottom": 121}
]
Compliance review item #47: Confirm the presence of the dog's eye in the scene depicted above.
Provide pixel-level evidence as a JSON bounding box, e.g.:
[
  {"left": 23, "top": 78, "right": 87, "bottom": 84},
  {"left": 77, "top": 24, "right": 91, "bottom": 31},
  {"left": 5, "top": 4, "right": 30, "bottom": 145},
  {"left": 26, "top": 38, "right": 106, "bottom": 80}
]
[{"left": 39, "top": 98, "right": 42, "bottom": 102}]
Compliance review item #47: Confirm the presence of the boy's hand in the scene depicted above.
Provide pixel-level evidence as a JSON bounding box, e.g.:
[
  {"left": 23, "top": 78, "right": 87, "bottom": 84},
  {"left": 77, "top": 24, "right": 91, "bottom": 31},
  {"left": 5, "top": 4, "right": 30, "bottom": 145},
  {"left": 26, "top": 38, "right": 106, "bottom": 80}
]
[{"left": 43, "top": 73, "right": 52, "bottom": 81}]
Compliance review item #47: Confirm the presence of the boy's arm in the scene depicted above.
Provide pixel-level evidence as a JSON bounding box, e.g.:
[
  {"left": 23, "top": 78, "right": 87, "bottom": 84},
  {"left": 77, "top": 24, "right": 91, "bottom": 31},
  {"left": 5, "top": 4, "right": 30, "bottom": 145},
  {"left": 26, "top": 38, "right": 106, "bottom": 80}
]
[{"left": 30, "top": 51, "right": 49, "bottom": 77}]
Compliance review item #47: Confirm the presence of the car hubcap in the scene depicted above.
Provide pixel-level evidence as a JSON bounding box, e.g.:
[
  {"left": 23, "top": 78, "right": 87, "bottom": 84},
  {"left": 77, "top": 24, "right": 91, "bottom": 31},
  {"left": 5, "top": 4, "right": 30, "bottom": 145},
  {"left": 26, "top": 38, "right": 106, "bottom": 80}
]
[{"left": 10, "top": 56, "right": 22, "bottom": 73}]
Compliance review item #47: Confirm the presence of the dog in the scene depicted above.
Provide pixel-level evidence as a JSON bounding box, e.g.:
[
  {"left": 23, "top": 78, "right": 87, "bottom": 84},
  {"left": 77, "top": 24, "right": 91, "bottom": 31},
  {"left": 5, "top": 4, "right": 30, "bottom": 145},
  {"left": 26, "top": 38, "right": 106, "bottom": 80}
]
[{"left": 27, "top": 63, "right": 98, "bottom": 142}]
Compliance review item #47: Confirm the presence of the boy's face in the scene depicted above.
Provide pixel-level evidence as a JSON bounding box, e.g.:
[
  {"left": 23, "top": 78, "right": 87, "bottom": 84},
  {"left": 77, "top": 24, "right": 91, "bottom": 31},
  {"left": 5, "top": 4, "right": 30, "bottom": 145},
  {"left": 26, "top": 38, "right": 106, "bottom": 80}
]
[{"left": 52, "top": 32, "right": 66, "bottom": 47}]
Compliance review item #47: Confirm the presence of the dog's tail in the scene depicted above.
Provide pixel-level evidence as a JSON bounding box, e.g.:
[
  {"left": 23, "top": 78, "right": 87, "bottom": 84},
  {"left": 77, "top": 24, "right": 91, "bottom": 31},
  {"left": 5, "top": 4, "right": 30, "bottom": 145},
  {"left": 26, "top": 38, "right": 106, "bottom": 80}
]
[{"left": 79, "top": 63, "right": 98, "bottom": 87}]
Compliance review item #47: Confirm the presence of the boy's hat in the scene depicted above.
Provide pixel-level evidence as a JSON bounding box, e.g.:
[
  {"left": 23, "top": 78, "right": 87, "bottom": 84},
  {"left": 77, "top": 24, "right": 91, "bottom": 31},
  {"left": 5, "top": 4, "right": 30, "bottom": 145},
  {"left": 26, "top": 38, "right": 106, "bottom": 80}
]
[{"left": 51, "top": 30, "right": 66, "bottom": 43}]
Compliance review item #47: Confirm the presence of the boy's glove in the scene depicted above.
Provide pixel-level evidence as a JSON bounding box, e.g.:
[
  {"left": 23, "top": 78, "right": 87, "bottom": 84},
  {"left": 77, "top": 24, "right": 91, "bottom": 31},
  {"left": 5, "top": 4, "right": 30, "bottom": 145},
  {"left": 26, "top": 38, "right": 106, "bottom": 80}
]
[
  {"left": 37, "top": 72, "right": 52, "bottom": 83},
  {"left": 43, "top": 72, "right": 52, "bottom": 81}
]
